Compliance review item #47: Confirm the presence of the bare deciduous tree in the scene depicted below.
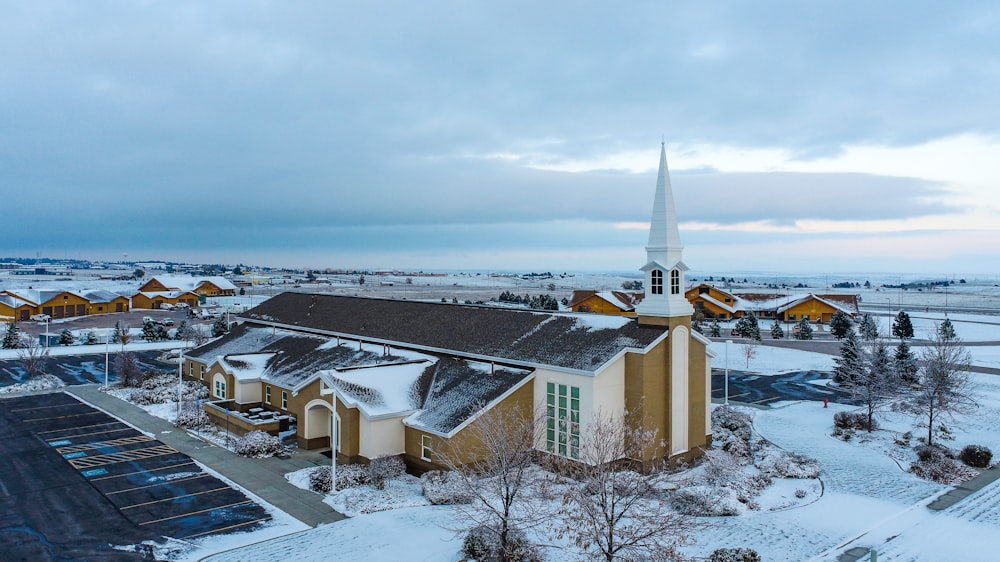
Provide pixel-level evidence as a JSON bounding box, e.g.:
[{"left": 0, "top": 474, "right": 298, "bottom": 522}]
[
  {"left": 438, "top": 403, "right": 546, "bottom": 562},
  {"left": 553, "top": 409, "right": 702, "bottom": 561},
  {"left": 114, "top": 350, "right": 144, "bottom": 387},
  {"left": 910, "top": 330, "right": 977, "bottom": 446},
  {"left": 17, "top": 339, "right": 50, "bottom": 379},
  {"left": 741, "top": 341, "right": 758, "bottom": 369}
]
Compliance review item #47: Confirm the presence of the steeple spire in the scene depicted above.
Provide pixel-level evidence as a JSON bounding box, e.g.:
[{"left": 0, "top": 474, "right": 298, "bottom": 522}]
[{"left": 635, "top": 143, "right": 693, "bottom": 321}]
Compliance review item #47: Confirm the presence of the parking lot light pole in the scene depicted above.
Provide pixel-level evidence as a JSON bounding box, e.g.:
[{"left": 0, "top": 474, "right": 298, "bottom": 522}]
[
  {"left": 725, "top": 339, "right": 732, "bottom": 405},
  {"left": 104, "top": 337, "right": 109, "bottom": 391},
  {"left": 176, "top": 347, "right": 184, "bottom": 426}
]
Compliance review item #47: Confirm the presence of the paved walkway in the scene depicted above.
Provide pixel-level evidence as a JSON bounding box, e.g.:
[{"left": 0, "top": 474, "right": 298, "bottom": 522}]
[
  {"left": 67, "top": 385, "right": 345, "bottom": 527},
  {"left": 927, "top": 463, "right": 1000, "bottom": 511}
]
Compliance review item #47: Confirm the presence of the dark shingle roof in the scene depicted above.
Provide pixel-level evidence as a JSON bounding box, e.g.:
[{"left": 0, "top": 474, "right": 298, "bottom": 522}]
[
  {"left": 407, "top": 357, "right": 533, "bottom": 434},
  {"left": 243, "top": 293, "right": 667, "bottom": 372}
]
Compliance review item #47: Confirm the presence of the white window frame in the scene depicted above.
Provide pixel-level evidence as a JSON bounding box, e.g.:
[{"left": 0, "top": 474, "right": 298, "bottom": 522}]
[
  {"left": 214, "top": 378, "right": 226, "bottom": 399},
  {"left": 545, "top": 382, "right": 580, "bottom": 459},
  {"left": 651, "top": 269, "right": 663, "bottom": 295},
  {"left": 421, "top": 435, "right": 433, "bottom": 462},
  {"left": 281, "top": 390, "right": 288, "bottom": 409},
  {"left": 265, "top": 386, "right": 271, "bottom": 404}
]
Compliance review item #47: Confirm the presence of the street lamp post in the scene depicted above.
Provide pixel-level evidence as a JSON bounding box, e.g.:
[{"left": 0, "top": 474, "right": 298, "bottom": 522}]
[
  {"left": 176, "top": 346, "right": 184, "bottom": 426},
  {"left": 104, "top": 337, "right": 109, "bottom": 390},
  {"left": 331, "top": 409, "right": 341, "bottom": 492},
  {"left": 725, "top": 339, "right": 733, "bottom": 405},
  {"left": 886, "top": 298, "right": 892, "bottom": 338}
]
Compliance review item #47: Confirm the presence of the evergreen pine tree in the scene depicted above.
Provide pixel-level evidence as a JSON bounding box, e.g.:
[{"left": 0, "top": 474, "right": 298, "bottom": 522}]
[
  {"left": 709, "top": 319, "right": 721, "bottom": 338},
  {"left": 212, "top": 316, "right": 230, "bottom": 337},
  {"left": 142, "top": 320, "right": 159, "bottom": 342},
  {"left": 858, "top": 313, "right": 879, "bottom": 342},
  {"left": 894, "top": 339, "right": 919, "bottom": 384},
  {"left": 833, "top": 329, "right": 863, "bottom": 384},
  {"left": 770, "top": 320, "right": 784, "bottom": 339},
  {"left": 734, "top": 313, "right": 761, "bottom": 341},
  {"left": 938, "top": 318, "right": 957, "bottom": 341},
  {"left": 58, "top": 329, "right": 76, "bottom": 346},
  {"left": 2, "top": 322, "right": 21, "bottom": 349},
  {"left": 892, "top": 310, "right": 914, "bottom": 340},
  {"left": 794, "top": 317, "right": 814, "bottom": 340},
  {"left": 830, "top": 311, "right": 853, "bottom": 339},
  {"left": 111, "top": 321, "right": 123, "bottom": 344},
  {"left": 83, "top": 331, "right": 98, "bottom": 345}
]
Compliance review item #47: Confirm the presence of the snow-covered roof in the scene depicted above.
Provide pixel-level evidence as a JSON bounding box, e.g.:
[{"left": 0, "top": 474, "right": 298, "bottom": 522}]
[
  {"left": 244, "top": 293, "right": 668, "bottom": 374},
  {"left": 220, "top": 353, "right": 277, "bottom": 382},
  {"left": 134, "top": 290, "right": 199, "bottom": 299},
  {"left": 82, "top": 290, "right": 126, "bottom": 303},
  {"left": 697, "top": 292, "right": 738, "bottom": 314},
  {"left": 776, "top": 294, "right": 856, "bottom": 315},
  {"left": 0, "top": 294, "right": 34, "bottom": 308},
  {"left": 148, "top": 275, "right": 237, "bottom": 291},
  {"left": 321, "top": 359, "right": 433, "bottom": 418}
]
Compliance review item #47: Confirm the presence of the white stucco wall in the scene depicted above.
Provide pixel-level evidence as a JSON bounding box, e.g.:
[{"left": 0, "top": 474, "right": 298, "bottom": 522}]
[
  {"left": 359, "top": 416, "right": 406, "bottom": 459},
  {"left": 671, "top": 325, "right": 689, "bottom": 455},
  {"left": 234, "top": 380, "right": 261, "bottom": 404},
  {"left": 533, "top": 361, "right": 626, "bottom": 453}
]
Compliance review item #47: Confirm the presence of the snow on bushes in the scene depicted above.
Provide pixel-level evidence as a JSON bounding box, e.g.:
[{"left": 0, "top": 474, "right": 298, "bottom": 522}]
[
  {"left": 673, "top": 485, "right": 744, "bottom": 516},
  {"left": 176, "top": 401, "right": 211, "bottom": 430},
  {"left": 755, "top": 449, "right": 822, "bottom": 479},
  {"left": 307, "top": 464, "right": 377, "bottom": 493},
  {"left": 462, "top": 525, "right": 541, "bottom": 562},
  {"left": 709, "top": 547, "right": 762, "bottom": 562},
  {"left": 128, "top": 372, "right": 208, "bottom": 406},
  {"left": 909, "top": 445, "right": 977, "bottom": 484},
  {"left": 309, "top": 466, "right": 333, "bottom": 493},
  {"left": 421, "top": 470, "right": 472, "bottom": 505},
  {"left": 368, "top": 455, "right": 406, "bottom": 490},
  {"left": 834, "top": 411, "right": 878, "bottom": 431},
  {"left": 960, "top": 444, "right": 993, "bottom": 468},
  {"left": 233, "top": 430, "right": 286, "bottom": 458},
  {"left": 713, "top": 406, "right": 755, "bottom": 460}
]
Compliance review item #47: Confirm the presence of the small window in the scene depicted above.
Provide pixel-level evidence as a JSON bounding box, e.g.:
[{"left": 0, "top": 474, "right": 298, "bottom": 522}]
[
  {"left": 214, "top": 379, "right": 226, "bottom": 399},
  {"left": 421, "top": 435, "right": 433, "bottom": 461},
  {"left": 265, "top": 386, "right": 272, "bottom": 404},
  {"left": 651, "top": 270, "right": 663, "bottom": 295},
  {"left": 670, "top": 269, "right": 680, "bottom": 295},
  {"left": 281, "top": 390, "right": 288, "bottom": 409},
  {"left": 200, "top": 365, "right": 205, "bottom": 381}
]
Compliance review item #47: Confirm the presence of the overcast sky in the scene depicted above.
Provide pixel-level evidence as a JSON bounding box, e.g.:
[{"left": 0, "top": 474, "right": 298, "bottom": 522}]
[{"left": 3, "top": 1, "right": 999, "bottom": 275}]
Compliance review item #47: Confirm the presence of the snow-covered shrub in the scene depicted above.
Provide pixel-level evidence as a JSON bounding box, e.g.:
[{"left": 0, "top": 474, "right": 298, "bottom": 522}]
[
  {"left": 234, "top": 430, "right": 285, "bottom": 458},
  {"left": 309, "top": 466, "right": 333, "bottom": 493},
  {"left": 960, "top": 445, "right": 993, "bottom": 468},
  {"left": 336, "top": 464, "right": 369, "bottom": 489},
  {"left": 128, "top": 373, "right": 208, "bottom": 405},
  {"left": 672, "top": 485, "right": 743, "bottom": 516},
  {"left": 795, "top": 488, "right": 807, "bottom": 499},
  {"left": 368, "top": 455, "right": 406, "bottom": 490},
  {"left": 833, "top": 411, "right": 877, "bottom": 431},
  {"left": 712, "top": 406, "right": 755, "bottom": 460},
  {"left": 176, "top": 403, "right": 210, "bottom": 430},
  {"left": 755, "top": 449, "right": 822, "bottom": 479},
  {"left": 911, "top": 445, "right": 976, "bottom": 484},
  {"left": 462, "top": 525, "right": 540, "bottom": 562},
  {"left": 421, "top": 470, "right": 472, "bottom": 505},
  {"left": 709, "top": 547, "right": 762, "bottom": 562},
  {"left": 699, "top": 450, "right": 771, "bottom": 504}
]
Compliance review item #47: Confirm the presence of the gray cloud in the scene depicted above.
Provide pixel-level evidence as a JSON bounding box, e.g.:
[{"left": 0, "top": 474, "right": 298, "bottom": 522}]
[{"left": 1, "top": 1, "right": 996, "bottom": 267}]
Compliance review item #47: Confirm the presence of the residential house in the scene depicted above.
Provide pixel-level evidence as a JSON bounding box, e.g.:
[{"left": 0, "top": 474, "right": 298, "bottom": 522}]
[
  {"left": 567, "top": 290, "right": 643, "bottom": 316},
  {"left": 139, "top": 275, "right": 237, "bottom": 297}
]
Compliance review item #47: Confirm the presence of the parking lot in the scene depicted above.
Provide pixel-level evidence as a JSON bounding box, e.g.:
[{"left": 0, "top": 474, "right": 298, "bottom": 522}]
[
  {"left": 0, "top": 350, "right": 174, "bottom": 388},
  {"left": 712, "top": 369, "right": 860, "bottom": 407},
  {"left": 0, "top": 392, "right": 271, "bottom": 560}
]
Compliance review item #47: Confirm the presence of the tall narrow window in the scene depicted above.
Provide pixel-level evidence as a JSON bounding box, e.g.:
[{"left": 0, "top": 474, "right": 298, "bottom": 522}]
[
  {"left": 651, "top": 270, "right": 663, "bottom": 295},
  {"left": 214, "top": 379, "right": 226, "bottom": 399},
  {"left": 546, "top": 382, "right": 580, "bottom": 459},
  {"left": 421, "top": 435, "right": 433, "bottom": 461},
  {"left": 281, "top": 390, "right": 288, "bottom": 409},
  {"left": 265, "top": 386, "right": 272, "bottom": 404},
  {"left": 670, "top": 269, "right": 680, "bottom": 294}
]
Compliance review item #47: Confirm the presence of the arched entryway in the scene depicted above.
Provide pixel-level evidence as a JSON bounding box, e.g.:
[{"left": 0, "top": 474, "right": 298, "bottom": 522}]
[{"left": 302, "top": 399, "right": 338, "bottom": 451}]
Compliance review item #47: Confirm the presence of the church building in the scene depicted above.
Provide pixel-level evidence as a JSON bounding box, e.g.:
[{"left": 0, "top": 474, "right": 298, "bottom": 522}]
[{"left": 183, "top": 144, "right": 713, "bottom": 469}]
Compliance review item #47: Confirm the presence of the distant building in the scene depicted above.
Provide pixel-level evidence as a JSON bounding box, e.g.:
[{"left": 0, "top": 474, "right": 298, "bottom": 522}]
[
  {"left": 139, "top": 276, "right": 237, "bottom": 297},
  {"left": 567, "top": 290, "right": 643, "bottom": 316},
  {"left": 685, "top": 283, "right": 858, "bottom": 322}
]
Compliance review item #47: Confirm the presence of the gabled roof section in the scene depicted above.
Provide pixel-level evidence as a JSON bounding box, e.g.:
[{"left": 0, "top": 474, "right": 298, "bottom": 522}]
[
  {"left": 777, "top": 294, "right": 857, "bottom": 315},
  {"left": 567, "top": 290, "right": 643, "bottom": 311},
  {"left": 146, "top": 275, "right": 237, "bottom": 292},
  {"left": 639, "top": 259, "right": 689, "bottom": 273},
  {"left": 696, "top": 293, "right": 737, "bottom": 314},
  {"left": 404, "top": 357, "right": 534, "bottom": 435},
  {"left": 243, "top": 293, "right": 668, "bottom": 373},
  {"left": 82, "top": 290, "right": 126, "bottom": 303}
]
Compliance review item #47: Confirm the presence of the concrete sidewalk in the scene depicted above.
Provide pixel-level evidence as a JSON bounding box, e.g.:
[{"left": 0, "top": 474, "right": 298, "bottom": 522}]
[
  {"left": 927, "top": 463, "right": 1000, "bottom": 511},
  {"left": 67, "top": 385, "right": 345, "bottom": 527}
]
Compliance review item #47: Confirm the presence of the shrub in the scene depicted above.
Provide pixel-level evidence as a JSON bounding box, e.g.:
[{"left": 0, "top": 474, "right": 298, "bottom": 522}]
[
  {"left": 756, "top": 449, "right": 822, "bottom": 479},
  {"left": 709, "top": 547, "right": 762, "bottom": 562},
  {"left": 336, "top": 464, "right": 369, "bottom": 489},
  {"left": 833, "top": 411, "right": 877, "bottom": 431},
  {"left": 960, "top": 445, "right": 993, "bottom": 468},
  {"left": 368, "top": 455, "right": 406, "bottom": 490},
  {"left": 673, "top": 485, "right": 743, "bottom": 516},
  {"left": 176, "top": 404, "right": 210, "bottom": 430},
  {"left": 421, "top": 470, "right": 472, "bottom": 505},
  {"left": 462, "top": 525, "right": 540, "bottom": 562},
  {"left": 795, "top": 488, "right": 807, "bottom": 499},
  {"left": 911, "top": 445, "right": 976, "bottom": 484},
  {"left": 309, "top": 466, "right": 333, "bottom": 493},
  {"left": 233, "top": 430, "right": 285, "bottom": 458}
]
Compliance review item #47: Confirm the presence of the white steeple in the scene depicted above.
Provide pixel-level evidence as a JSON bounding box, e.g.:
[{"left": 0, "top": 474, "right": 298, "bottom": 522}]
[{"left": 635, "top": 143, "right": 693, "bottom": 319}]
